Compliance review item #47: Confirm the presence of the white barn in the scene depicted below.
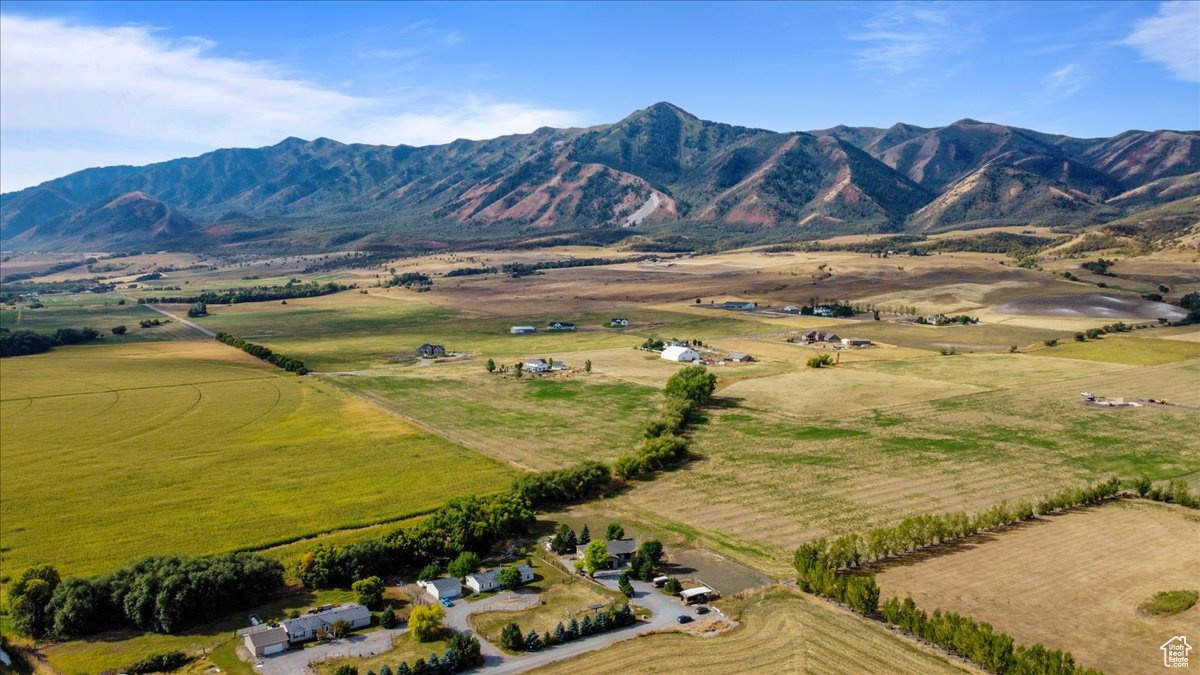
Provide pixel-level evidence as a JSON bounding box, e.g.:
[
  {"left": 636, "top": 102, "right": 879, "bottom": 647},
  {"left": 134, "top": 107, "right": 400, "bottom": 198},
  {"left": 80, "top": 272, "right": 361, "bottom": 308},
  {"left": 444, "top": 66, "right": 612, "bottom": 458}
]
[
  {"left": 419, "top": 577, "right": 462, "bottom": 600},
  {"left": 660, "top": 345, "right": 701, "bottom": 362}
]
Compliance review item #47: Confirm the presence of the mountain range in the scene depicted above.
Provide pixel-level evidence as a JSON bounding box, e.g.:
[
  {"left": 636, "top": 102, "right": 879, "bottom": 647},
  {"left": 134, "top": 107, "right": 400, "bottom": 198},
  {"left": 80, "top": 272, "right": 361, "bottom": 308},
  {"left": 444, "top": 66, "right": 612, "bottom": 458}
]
[{"left": 2, "top": 102, "right": 1198, "bottom": 252}]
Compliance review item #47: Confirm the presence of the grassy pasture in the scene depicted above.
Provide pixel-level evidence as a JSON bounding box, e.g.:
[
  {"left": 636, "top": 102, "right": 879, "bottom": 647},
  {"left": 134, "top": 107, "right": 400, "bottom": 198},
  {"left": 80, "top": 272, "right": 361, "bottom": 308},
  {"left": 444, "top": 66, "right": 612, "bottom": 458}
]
[
  {"left": 876, "top": 501, "right": 1200, "bottom": 675},
  {"left": 0, "top": 340, "right": 515, "bottom": 578},
  {"left": 0, "top": 293, "right": 198, "bottom": 341},
  {"left": 1029, "top": 335, "right": 1200, "bottom": 365},
  {"left": 532, "top": 588, "right": 971, "bottom": 674},
  {"left": 329, "top": 363, "right": 660, "bottom": 471}
]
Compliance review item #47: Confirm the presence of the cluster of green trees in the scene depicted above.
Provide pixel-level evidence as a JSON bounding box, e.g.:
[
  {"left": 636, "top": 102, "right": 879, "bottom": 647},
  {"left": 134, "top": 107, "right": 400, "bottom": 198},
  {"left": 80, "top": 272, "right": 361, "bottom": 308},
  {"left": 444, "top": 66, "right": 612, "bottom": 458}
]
[
  {"left": 339, "top": 633, "right": 482, "bottom": 675},
  {"left": 444, "top": 266, "right": 497, "bottom": 277},
  {"left": 806, "top": 354, "right": 835, "bottom": 368},
  {"left": 501, "top": 256, "right": 652, "bottom": 278},
  {"left": 215, "top": 332, "right": 309, "bottom": 374},
  {"left": 1073, "top": 322, "right": 1134, "bottom": 341},
  {"left": 9, "top": 553, "right": 284, "bottom": 640},
  {"left": 384, "top": 273, "right": 431, "bottom": 288},
  {"left": 614, "top": 366, "right": 715, "bottom": 479},
  {"left": 124, "top": 650, "right": 192, "bottom": 674},
  {"left": 296, "top": 492, "right": 535, "bottom": 588},
  {"left": 511, "top": 461, "right": 612, "bottom": 509},
  {"left": 187, "top": 301, "right": 208, "bottom": 317},
  {"left": 916, "top": 314, "right": 979, "bottom": 326},
  {"left": 139, "top": 281, "right": 349, "bottom": 305},
  {"left": 499, "top": 604, "right": 636, "bottom": 653},
  {"left": 1135, "top": 477, "right": 1199, "bottom": 509},
  {"left": 799, "top": 300, "right": 855, "bottom": 317},
  {"left": 0, "top": 326, "right": 100, "bottom": 358},
  {"left": 880, "top": 598, "right": 1098, "bottom": 675},
  {"left": 1175, "top": 292, "right": 1200, "bottom": 324}
]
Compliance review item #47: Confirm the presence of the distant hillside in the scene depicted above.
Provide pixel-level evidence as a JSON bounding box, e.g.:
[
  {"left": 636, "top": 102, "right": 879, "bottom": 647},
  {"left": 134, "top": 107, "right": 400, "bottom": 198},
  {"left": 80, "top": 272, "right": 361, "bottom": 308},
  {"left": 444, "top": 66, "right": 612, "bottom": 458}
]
[{"left": 3, "top": 103, "right": 1198, "bottom": 252}]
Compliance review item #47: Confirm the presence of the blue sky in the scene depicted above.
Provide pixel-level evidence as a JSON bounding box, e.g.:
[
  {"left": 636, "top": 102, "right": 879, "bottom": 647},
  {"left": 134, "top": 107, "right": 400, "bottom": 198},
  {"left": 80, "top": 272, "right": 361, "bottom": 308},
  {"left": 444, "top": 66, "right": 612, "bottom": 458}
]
[{"left": 2, "top": 1, "right": 1198, "bottom": 191}]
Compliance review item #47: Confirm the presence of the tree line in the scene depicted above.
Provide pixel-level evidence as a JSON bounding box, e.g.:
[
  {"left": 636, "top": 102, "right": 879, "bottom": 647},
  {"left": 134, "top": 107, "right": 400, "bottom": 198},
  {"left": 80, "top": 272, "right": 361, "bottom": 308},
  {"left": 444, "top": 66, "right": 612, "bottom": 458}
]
[
  {"left": 501, "top": 256, "right": 654, "bottom": 278},
  {"left": 1136, "top": 477, "right": 1199, "bottom": 508},
  {"left": 444, "top": 266, "right": 498, "bottom": 277},
  {"left": 613, "top": 365, "right": 716, "bottom": 479},
  {"left": 334, "top": 633, "right": 483, "bottom": 675},
  {"left": 8, "top": 553, "right": 284, "bottom": 641},
  {"left": 0, "top": 326, "right": 100, "bottom": 358},
  {"left": 790, "top": 480, "right": 1130, "bottom": 675},
  {"left": 215, "top": 332, "right": 309, "bottom": 374},
  {"left": 498, "top": 603, "right": 636, "bottom": 653},
  {"left": 137, "top": 281, "right": 350, "bottom": 305}
]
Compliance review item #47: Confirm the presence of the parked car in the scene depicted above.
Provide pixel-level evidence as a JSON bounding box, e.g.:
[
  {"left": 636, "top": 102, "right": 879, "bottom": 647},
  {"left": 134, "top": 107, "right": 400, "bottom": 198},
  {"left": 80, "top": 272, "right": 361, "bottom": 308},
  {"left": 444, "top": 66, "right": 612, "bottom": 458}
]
[
  {"left": 440, "top": 598, "right": 454, "bottom": 607},
  {"left": 676, "top": 615, "right": 693, "bottom": 624},
  {"left": 695, "top": 606, "right": 710, "bottom": 615}
]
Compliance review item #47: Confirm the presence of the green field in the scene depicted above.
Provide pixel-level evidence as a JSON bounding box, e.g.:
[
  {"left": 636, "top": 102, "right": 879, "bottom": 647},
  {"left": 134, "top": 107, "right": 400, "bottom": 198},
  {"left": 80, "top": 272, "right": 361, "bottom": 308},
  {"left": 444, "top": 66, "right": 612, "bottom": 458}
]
[
  {"left": 1030, "top": 335, "right": 1200, "bottom": 365},
  {"left": 0, "top": 340, "right": 516, "bottom": 578},
  {"left": 1, "top": 293, "right": 198, "bottom": 341}
]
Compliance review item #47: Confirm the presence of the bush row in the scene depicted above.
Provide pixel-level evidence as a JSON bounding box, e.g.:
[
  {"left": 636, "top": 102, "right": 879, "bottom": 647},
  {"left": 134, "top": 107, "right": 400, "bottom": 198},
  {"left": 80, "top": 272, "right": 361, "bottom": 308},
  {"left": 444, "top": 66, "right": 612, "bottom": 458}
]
[
  {"left": 9, "top": 553, "right": 284, "bottom": 640},
  {"left": 1135, "top": 477, "right": 1199, "bottom": 509},
  {"left": 215, "top": 332, "right": 309, "bottom": 374},
  {"left": 613, "top": 366, "right": 715, "bottom": 479}
]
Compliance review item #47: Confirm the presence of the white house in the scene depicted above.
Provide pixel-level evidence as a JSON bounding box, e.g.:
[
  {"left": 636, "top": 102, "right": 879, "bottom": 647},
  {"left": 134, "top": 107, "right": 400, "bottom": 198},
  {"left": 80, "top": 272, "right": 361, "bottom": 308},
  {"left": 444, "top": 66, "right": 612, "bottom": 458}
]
[
  {"left": 661, "top": 345, "right": 701, "bottom": 362},
  {"left": 244, "top": 626, "right": 289, "bottom": 657},
  {"left": 465, "top": 569, "right": 499, "bottom": 593},
  {"left": 726, "top": 352, "right": 754, "bottom": 362},
  {"left": 546, "top": 321, "right": 577, "bottom": 331},
  {"left": 841, "top": 338, "right": 872, "bottom": 347},
  {"left": 610, "top": 318, "right": 630, "bottom": 327},
  {"left": 813, "top": 306, "right": 834, "bottom": 317},
  {"left": 510, "top": 326, "right": 536, "bottom": 334},
  {"left": 516, "top": 564, "right": 535, "bottom": 583},
  {"left": 419, "top": 577, "right": 462, "bottom": 601},
  {"left": 281, "top": 604, "right": 372, "bottom": 644}
]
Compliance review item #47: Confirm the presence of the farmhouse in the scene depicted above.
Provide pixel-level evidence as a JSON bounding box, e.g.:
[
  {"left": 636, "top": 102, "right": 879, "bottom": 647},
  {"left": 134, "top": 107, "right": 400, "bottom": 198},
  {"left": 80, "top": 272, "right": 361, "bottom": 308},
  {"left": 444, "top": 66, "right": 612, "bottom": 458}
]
[
  {"left": 610, "top": 318, "right": 630, "bottom": 327},
  {"left": 416, "top": 343, "right": 446, "bottom": 358},
  {"left": 825, "top": 334, "right": 841, "bottom": 343},
  {"left": 661, "top": 345, "right": 701, "bottom": 363},
  {"left": 547, "top": 321, "right": 577, "bottom": 331},
  {"left": 418, "top": 577, "right": 463, "bottom": 601},
  {"left": 813, "top": 306, "right": 834, "bottom": 317},
  {"left": 726, "top": 352, "right": 754, "bottom": 362},
  {"left": 841, "top": 338, "right": 872, "bottom": 347},
  {"left": 465, "top": 569, "right": 499, "bottom": 593},
  {"left": 510, "top": 326, "right": 536, "bottom": 334},
  {"left": 782, "top": 305, "right": 802, "bottom": 314},
  {"left": 577, "top": 538, "right": 639, "bottom": 569},
  {"left": 802, "top": 331, "right": 826, "bottom": 343},
  {"left": 722, "top": 301, "right": 757, "bottom": 311},
  {"left": 525, "top": 359, "right": 568, "bottom": 373},
  {"left": 244, "top": 626, "right": 289, "bottom": 657},
  {"left": 281, "top": 604, "right": 372, "bottom": 644}
]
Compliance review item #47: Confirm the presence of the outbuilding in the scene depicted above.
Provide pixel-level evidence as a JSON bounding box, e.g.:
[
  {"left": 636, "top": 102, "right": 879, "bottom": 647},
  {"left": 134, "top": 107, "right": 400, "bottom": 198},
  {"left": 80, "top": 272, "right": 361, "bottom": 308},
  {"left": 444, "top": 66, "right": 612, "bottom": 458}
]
[
  {"left": 722, "top": 301, "right": 757, "bottom": 311},
  {"left": 726, "top": 352, "right": 754, "bottom": 362},
  {"left": 680, "top": 586, "right": 716, "bottom": 604},
  {"left": 841, "top": 338, "right": 872, "bottom": 347},
  {"left": 244, "top": 626, "right": 289, "bottom": 657},
  {"left": 419, "top": 577, "right": 463, "bottom": 601},
  {"left": 660, "top": 345, "right": 701, "bottom": 363},
  {"left": 510, "top": 326, "right": 536, "bottom": 334}
]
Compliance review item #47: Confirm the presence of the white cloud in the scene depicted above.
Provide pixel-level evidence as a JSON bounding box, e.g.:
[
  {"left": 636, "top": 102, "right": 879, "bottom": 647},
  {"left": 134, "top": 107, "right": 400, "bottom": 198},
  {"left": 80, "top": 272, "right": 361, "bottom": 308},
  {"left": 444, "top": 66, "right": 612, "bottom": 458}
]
[
  {"left": 1044, "top": 63, "right": 1085, "bottom": 98},
  {"left": 850, "top": 4, "right": 978, "bottom": 74},
  {"left": 1124, "top": 1, "right": 1200, "bottom": 83},
  {"left": 0, "top": 15, "right": 581, "bottom": 192}
]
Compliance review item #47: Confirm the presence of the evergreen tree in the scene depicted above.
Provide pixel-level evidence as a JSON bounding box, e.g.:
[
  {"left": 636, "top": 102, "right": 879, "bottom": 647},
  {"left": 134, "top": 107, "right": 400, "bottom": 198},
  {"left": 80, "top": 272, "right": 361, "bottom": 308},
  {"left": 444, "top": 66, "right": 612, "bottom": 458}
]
[
  {"left": 554, "top": 621, "right": 567, "bottom": 643},
  {"left": 567, "top": 617, "right": 580, "bottom": 639},
  {"left": 580, "top": 614, "right": 593, "bottom": 635},
  {"left": 500, "top": 622, "right": 524, "bottom": 651},
  {"left": 395, "top": 663, "right": 411, "bottom": 675},
  {"left": 525, "top": 629, "right": 543, "bottom": 651},
  {"left": 441, "top": 649, "right": 457, "bottom": 674},
  {"left": 411, "top": 658, "right": 428, "bottom": 675},
  {"left": 579, "top": 524, "right": 591, "bottom": 545},
  {"left": 542, "top": 630, "right": 554, "bottom": 647},
  {"left": 618, "top": 572, "right": 635, "bottom": 598},
  {"left": 379, "top": 666, "right": 394, "bottom": 675}
]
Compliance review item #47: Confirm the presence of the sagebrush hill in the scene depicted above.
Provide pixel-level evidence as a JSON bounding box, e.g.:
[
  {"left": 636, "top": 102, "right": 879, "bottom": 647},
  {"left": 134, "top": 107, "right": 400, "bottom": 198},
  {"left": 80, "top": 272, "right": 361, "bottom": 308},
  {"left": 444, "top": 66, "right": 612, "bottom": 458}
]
[{"left": 3, "top": 102, "right": 1198, "bottom": 251}]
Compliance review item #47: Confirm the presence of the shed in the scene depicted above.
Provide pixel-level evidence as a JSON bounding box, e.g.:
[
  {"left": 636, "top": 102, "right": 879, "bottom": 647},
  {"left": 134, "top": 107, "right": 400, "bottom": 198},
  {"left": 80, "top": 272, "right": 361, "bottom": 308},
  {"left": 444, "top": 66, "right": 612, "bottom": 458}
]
[
  {"left": 680, "top": 586, "right": 715, "bottom": 604},
  {"left": 420, "top": 577, "right": 463, "bottom": 600},
  {"left": 841, "top": 338, "right": 872, "bottom": 347},
  {"left": 726, "top": 353, "right": 754, "bottom": 362},
  {"left": 661, "top": 345, "right": 701, "bottom": 362},
  {"left": 517, "top": 564, "right": 536, "bottom": 583},
  {"left": 245, "top": 626, "right": 289, "bottom": 657},
  {"left": 510, "top": 326, "right": 536, "bottom": 334},
  {"left": 722, "top": 301, "right": 757, "bottom": 311}
]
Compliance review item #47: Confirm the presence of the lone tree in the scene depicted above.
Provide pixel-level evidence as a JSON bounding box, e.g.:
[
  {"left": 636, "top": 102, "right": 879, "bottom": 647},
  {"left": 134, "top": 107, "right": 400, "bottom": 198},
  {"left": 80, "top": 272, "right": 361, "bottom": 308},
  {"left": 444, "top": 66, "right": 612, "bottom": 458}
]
[
  {"left": 806, "top": 354, "right": 834, "bottom": 368},
  {"left": 186, "top": 301, "right": 207, "bottom": 318},
  {"left": 618, "top": 572, "right": 635, "bottom": 598},
  {"left": 664, "top": 365, "right": 717, "bottom": 405},
  {"left": 486, "top": 358, "right": 496, "bottom": 373},
  {"left": 351, "top": 575, "right": 384, "bottom": 609},
  {"left": 605, "top": 522, "right": 624, "bottom": 540},
  {"left": 111, "top": 325, "right": 127, "bottom": 335},
  {"left": 549, "top": 523, "right": 577, "bottom": 554},
  {"left": 579, "top": 524, "right": 591, "bottom": 545},
  {"left": 499, "top": 622, "right": 524, "bottom": 651},
  {"left": 496, "top": 566, "right": 522, "bottom": 591},
  {"left": 664, "top": 578, "right": 682, "bottom": 594},
  {"left": 448, "top": 551, "right": 482, "bottom": 579},
  {"left": 582, "top": 540, "right": 610, "bottom": 577},
  {"left": 584, "top": 359, "right": 592, "bottom": 373},
  {"left": 408, "top": 605, "right": 445, "bottom": 643}
]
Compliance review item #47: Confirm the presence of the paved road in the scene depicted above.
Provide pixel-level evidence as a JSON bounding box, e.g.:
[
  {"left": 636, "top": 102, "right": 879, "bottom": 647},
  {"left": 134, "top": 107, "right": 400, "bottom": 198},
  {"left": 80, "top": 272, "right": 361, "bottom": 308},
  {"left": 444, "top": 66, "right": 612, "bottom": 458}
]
[
  {"left": 144, "top": 303, "right": 216, "bottom": 337},
  {"left": 259, "top": 627, "right": 408, "bottom": 675}
]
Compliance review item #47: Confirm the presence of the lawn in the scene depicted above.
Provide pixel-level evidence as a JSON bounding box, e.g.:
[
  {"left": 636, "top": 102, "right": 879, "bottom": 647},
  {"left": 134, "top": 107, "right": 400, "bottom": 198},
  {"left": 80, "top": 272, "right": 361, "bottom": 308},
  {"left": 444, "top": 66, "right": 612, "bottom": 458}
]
[
  {"left": 531, "top": 588, "right": 971, "bottom": 674},
  {"left": 876, "top": 500, "right": 1200, "bottom": 675},
  {"left": 0, "top": 340, "right": 516, "bottom": 579},
  {"left": 468, "top": 574, "right": 623, "bottom": 650}
]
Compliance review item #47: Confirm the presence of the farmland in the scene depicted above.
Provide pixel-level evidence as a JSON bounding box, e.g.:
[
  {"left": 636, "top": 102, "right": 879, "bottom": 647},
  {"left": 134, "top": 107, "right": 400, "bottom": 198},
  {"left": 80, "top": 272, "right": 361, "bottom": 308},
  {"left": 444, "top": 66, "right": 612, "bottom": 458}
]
[
  {"left": 876, "top": 500, "right": 1200, "bottom": 675},
  {"left": 0, "top": 340, "right": 515, "bottom": 578},
  {"left": 532, "top": 588, "right": 973, "bottom": 674}
]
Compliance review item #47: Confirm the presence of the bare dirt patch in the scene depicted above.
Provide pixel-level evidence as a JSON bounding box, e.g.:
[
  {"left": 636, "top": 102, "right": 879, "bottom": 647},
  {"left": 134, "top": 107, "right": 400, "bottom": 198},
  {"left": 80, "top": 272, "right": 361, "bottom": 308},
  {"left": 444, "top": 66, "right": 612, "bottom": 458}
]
[{"left": 994, "top": 292, "right": 1186, "bottom": 320}]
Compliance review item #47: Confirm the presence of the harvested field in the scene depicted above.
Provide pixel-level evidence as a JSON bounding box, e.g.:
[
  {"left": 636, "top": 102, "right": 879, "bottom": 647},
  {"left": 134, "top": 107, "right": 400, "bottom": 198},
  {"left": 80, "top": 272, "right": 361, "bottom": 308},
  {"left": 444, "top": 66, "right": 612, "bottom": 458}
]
[
  {"left": 1029, "top": 335, "right": 1200, "bottom": 365},
  {"left": 993, "top": 292, "right": 1187, "bottom": 321},
  {"left": 876, "top": 501, "right": 1200, "bottom": 675},
  {"left": 531, "top": 588, "right": 973, "bottom": 674}
]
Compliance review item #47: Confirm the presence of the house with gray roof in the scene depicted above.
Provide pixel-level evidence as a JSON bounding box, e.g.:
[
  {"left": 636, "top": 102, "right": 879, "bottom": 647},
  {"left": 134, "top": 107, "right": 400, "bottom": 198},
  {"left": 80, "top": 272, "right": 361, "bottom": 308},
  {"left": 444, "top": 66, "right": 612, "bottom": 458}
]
[
  {"left": 281, "top": 604, "right": 371, "bottom": 644},
  {"left": 419, "top": 577, "right": 462, "bottom": 600},
  {"left": 577, "top": 539, "right": 639, "bottom": 569},
  {"left": 244, "top": 625, "right": 289, "bottom": 657}
]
